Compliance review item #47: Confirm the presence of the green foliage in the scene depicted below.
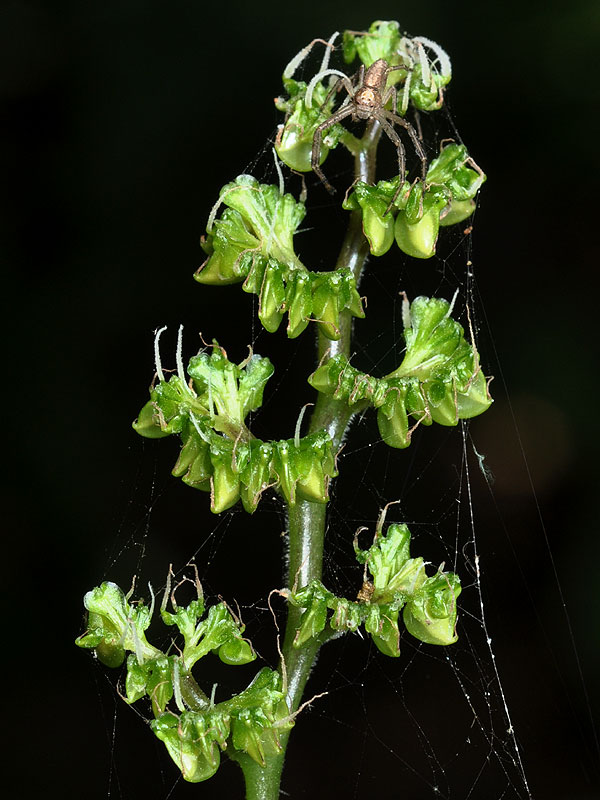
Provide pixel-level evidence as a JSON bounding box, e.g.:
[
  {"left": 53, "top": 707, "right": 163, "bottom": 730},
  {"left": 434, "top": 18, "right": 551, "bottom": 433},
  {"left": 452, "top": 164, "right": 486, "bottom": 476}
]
[
  {"left": 275, "top": 76, "right": 346, "bottom": 173},
  {"left": 343, "top": 144, "right": 486, "bottom": 259},
  {"left": 77, "top": 19, "right": 492, "bottom": 797},
  {"left": 76, "top": 580, "right": 292, "bottom": 783},
  {"left": 75, "top": 581, "right": 161, "bottom": 668},
  {"left": 199, "top": 174, "right": 305, "bottom": 281},
  {"left": 151, "top": 668, "right": 293, "bottom": 782},
  {"left": 288, "top": 522, "right": 461, "bottom": 656},
  {"left": 309, "top": 294, "right": 492, "bottom": 447},
  {"left": 196, "top": 176, "right": 365, "bottom": 339},
  {"left": 133, "top": 342, "right": 337, "bottom": 511}
]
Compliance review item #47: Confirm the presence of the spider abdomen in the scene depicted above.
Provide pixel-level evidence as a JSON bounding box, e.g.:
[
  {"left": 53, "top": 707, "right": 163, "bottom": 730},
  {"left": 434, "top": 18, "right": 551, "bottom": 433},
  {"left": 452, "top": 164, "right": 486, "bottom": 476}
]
[{"left": 363, "top": 59, "right": 389, "bottom": 90}]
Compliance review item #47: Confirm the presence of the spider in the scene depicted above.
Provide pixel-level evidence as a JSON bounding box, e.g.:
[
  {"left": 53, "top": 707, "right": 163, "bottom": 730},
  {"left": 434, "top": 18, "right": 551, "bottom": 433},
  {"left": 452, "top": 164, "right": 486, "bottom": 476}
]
[{"left": 311, "top": 58, "right": 427, "bottom": 199}]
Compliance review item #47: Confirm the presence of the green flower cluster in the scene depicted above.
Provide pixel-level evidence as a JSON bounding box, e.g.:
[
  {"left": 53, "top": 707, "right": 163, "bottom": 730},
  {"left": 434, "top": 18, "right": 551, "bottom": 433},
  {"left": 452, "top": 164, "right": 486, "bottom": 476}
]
[
  {"left": 242, "top": 258, "right": 365, "bottom": 339},
  {"left": 275, "top": 20, "right": 453, "bottom": 174},
  {"left": 343, "top": 20, "right": 452, "bottom": 113},
  {"left": 309, "top": 295, "right": 492, "bottom": 448},
  {"left": 153, "top": 668, "right": 292, "bottom": 782},
  {"left": 343, "top": 143, "right": 486, "bottom": 259},
  {"left": 134, "top": 342, "right": 337, "bottom": 511},
  {"left": 76, "top": 581, "right": 292, "bottom": 782},
  {"left": 287, "top": 521, "right": 461, "bottom": 656},
  {"left": 274, "top": 66, "right": 347, "bottom": 173},
  {"left": 196, "top": 175, "right": 365, "bottom": 338}
]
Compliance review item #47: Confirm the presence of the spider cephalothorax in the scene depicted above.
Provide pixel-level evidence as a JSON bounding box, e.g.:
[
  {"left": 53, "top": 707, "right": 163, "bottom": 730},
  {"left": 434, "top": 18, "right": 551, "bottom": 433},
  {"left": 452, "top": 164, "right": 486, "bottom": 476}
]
[{"left": 311, "top": 58, "right": 427, "bottom": 196}]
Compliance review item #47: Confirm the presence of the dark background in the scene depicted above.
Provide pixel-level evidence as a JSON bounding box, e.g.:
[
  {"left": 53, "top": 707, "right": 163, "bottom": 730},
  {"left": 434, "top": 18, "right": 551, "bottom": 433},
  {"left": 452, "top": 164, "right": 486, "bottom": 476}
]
[{"left": 3, "top": 1, "right": 599, "bottom": 798}]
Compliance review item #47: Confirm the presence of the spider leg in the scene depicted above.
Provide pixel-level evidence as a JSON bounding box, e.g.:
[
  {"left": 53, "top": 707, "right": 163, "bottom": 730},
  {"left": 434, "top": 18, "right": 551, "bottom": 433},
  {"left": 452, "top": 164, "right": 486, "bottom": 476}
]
[
  {"left": 311, "top": 105, "right": 354, "bottom": 193},
  {"left": 374, "top": 112, "right": 407, "bottom": 213},
  {"left": 381, "top": 85, "right": 398, "bottom": 115},
  {"left": 383, "top": 109, "right": 428, "bottom": 183},
  {"left": 317, "top": 73, "right": 355, "bottom": 111}
]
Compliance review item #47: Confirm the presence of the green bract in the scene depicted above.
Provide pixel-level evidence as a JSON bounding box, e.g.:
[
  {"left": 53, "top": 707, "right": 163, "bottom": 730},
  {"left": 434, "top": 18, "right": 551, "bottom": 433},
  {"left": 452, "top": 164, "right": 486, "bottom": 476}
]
[
  {"left": 134, "top": 343, "right": 272, "bottom": 439},
  {"left": 344, "top": 143, "right": 486, "bottom": 259},
  {"left": 161, "top": 598, "right": 255, "bottom": 668},
  {"left": 309, "top": 294, "right": 492, "bottom": 448},
  {"left": 241, "top": 256, "right": 365, "bottom": 340},
  {"left": 78, "top": 20, "right": 492, "bottom": 798},
  {"left": 77, "top": 578, "right": 293, "bottom": 784},
  {"left": 343, "top": 20, "right": 404, "bottom": 67},
  {"left": 152, "top": 666, "right": 293, "bottom": 782},
  {"left": 196, "top": 176, "right": 365, "bottom": 338},
  {"left": 152, "top": 667, "right": 292, "bottom": 782},
  {"left": 288, "top": 521, "right": 460, "bottom": 656},
  {"left": 75, "top": 581, "right": 161, "bottom": 668},
  {"left": 275, "top": 77, "right": 346, "bottom": 173},
  {"left": 198, "top": 174, "right": 305, "bottom": 283},
  {"left": 343, "top": 21, "right": 452, "bottom": 113},
  {"left": 133, "top": 343, "right": 337, "bottom": 512}
]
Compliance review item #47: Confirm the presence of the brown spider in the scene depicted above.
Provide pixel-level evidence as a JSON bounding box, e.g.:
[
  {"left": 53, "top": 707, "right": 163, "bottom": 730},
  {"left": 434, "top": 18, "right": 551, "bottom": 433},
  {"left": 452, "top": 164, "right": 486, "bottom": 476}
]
[{"left": 311, "top": 58, "right": 427, "bottom": 197}]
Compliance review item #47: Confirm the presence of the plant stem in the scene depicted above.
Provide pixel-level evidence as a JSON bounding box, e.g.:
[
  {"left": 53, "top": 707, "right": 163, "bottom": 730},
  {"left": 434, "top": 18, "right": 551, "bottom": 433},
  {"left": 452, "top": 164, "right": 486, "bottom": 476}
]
[{"left": 239, "top": 122, "right": 381, "bottom": 800}]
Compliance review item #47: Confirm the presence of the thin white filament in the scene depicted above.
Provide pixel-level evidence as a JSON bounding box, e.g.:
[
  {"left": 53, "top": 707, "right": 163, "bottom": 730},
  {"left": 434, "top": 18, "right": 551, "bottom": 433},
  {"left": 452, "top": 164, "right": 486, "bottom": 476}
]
[
  {"left": 147, "top": 582, "right": 155, "bottom": 621},
  {"left": 416, "top": 41, "right": 431, "bottom": 87},
  {"left": 283, "top": 35, "right": 336, "bottom": 80},
  {"left": 272, "top": 147, "right": 285, "bottom": 197},
  {"left": 154, "top": 325, "right": 167, "bottom": 383},
  {"left": 413, "top": 36, "right": 452, "bottom": 78},
  {"left": 176, "top": 324, "right": 185, "bottom": 382},
  {"left": 401, "top": 293, "right": 411, "bottom": 331},
  {"left": 401, "top": 69, "right": 412, "bottom": 115},
  {"left": 129, "top": 618, "right": 145, "bottom": 667},
  {"left": 206, "top": 178, "right": 256, "bottom": 234},
  {"left": 190, "top": 413, "right": 211, "bottom": 443},
  {"left": 294, "top": 403, "right": 311, "bottom": 447},
  {"left": 305, "top": 68, "right": 348, "bottom": 109},
  {"left": 318, "top": 31, "right": 339, "bottom": 74},
  {"left": 172, "top": 659, "right": 186, "bottom": 712},
  {"left": 205, "top": 193, "right": 224, "bottom": 234},
  {"left": 446, "top": 288, "right": 459, "bottom": 319}
]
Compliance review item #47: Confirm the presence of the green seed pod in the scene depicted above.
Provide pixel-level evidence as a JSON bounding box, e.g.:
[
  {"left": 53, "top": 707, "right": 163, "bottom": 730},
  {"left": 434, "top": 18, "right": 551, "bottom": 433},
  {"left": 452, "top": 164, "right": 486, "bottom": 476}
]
[
  {"left": 295, "top": 432, "right": 337, "bottom": 503},
  {"left": 242, "top": 253, "right": 268, "bottom": 295},
  {"left": 132, "top": 399, "right": 172, "bottom": 439},
  {"left": 312, "top": 274, "right": 341, "bottom": 340},
  {"left": 403, "top": 572, "right": 462, "bottom": 646},
  {"left": 395, "top": 206, "right": 441, "bottom": 259},
  {"left": 294, "top": 595, "right": 329, "bottom": 647},
  {"left": 272, "top": 440, "right": 295, "bottom": 504},
  {"left": 330, "top": 597, "right": 362, "bottom": 632},
  {"left": 365, "top": 605, "right": 401, "bottom": 658},
  {"left": 173, "top": 424, "right": 212, "bottom": 490},
  {"left": 238, "top": 441, "right": 274, "bottom": 513},
  {"left": 440, "top": 198, "right": 476, "bottom": 227},
  {"left": 275, "top": 78, "right": 341, "bottom": 173},
  {"left": 152, "top": 712, "right": 224, "bottom": 783},
  {"left": 210, "top": 447, "right": 241, "bottom": 513},
  {"left": 196, "top": 208, "right": 259, "bottom": 285},
  {"left": 258, "top": 259, "right": 286, "bottom": 333},
  {"left": 377, "top": 387, "right": 411, "bottom": 448},
  {"left": 218, "top": 637, "right": 256, "bottom": 666},
  {"left": 336, "top": 268, "right": 365, "bottom": 319},
  {"left": 286, "top": 270, "right": 312, "bottom": 338},
  {"left": 456, "top": 369, "right": 492, "bottom": 419},
  {"left": 424, "top": 379, "right": 461, "bottom": 426}
]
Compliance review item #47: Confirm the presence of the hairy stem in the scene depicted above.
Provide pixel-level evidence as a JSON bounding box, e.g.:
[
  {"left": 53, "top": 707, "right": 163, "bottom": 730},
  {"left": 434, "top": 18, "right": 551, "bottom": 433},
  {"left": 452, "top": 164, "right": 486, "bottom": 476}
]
[{"left": 239, "top": 122, "right": 381, "bottom": 800}]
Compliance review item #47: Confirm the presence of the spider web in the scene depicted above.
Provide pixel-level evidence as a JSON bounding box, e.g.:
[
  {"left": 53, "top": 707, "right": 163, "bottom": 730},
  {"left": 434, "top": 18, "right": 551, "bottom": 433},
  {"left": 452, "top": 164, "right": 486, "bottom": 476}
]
[{"left": 80, "top": 45, "right": 599, "bottom": 800}]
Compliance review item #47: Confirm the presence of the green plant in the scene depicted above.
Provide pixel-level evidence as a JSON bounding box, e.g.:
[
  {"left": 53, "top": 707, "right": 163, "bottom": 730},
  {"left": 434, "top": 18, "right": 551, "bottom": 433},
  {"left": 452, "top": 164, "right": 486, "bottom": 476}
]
[{"left": 76, "top": 20, "right": 489, "bottom": 799}]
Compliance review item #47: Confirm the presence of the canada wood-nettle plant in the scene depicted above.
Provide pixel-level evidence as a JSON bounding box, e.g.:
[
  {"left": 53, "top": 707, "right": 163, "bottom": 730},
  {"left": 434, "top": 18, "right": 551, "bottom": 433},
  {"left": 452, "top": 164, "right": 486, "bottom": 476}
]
[{"left": 77, "top": 20, "right": 490, "bottom": 799}]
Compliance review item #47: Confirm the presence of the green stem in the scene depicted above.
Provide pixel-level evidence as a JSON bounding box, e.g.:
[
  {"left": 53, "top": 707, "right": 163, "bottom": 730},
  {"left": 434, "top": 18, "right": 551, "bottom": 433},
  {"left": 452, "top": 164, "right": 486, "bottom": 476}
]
[{"left": 238, "top": 122, "right": 381, "bottom": 800}]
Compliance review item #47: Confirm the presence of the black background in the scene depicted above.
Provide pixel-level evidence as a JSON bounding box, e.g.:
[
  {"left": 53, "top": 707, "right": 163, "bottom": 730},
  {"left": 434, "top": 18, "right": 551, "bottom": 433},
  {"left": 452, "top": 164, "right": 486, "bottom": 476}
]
[{"left": 3, "top": 1, "right": 599, "bottom": 798}]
